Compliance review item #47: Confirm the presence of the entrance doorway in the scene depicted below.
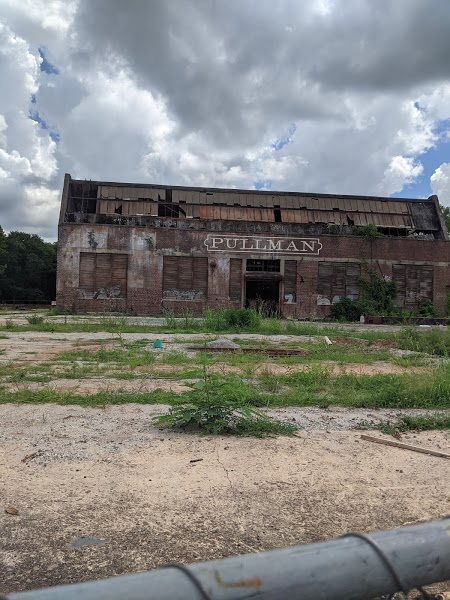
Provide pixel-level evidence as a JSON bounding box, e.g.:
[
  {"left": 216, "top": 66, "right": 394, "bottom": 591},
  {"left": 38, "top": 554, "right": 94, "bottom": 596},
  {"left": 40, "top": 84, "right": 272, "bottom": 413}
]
[{"left": 245, "top": 279, "right": 280, "bottom": 316}]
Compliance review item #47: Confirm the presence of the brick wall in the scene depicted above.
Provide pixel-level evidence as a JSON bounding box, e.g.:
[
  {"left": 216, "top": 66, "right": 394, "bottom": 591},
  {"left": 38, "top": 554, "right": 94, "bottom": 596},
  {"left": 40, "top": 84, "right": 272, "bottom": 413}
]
[{"left": 57, "top": 223, "right": 450, "bottom": 316}]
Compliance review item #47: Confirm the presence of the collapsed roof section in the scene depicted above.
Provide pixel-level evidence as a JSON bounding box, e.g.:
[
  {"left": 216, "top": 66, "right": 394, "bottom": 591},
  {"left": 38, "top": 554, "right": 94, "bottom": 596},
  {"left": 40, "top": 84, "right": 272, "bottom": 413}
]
[{"left": 60, "top": 174, "right": 449, "bottom": 240}]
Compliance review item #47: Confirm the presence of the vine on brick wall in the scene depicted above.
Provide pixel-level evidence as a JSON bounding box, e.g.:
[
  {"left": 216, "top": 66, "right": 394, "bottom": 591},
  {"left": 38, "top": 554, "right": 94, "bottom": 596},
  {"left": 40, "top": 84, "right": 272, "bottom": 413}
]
[{"left": 331, "top": 259, "right": 398, "bottom": 321}]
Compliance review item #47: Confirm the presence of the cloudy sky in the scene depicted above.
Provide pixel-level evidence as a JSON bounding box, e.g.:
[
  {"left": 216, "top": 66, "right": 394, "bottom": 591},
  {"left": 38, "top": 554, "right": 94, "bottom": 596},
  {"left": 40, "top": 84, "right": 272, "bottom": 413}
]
[{"left": 1, "top": 0, "right": 450, "bottom": 240}]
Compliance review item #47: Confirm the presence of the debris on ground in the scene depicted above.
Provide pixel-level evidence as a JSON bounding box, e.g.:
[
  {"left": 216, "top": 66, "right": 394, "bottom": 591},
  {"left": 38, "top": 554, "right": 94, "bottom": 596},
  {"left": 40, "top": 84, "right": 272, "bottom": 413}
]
[{"left": 5, "top": 505, "right": 19, "bottom": 515}]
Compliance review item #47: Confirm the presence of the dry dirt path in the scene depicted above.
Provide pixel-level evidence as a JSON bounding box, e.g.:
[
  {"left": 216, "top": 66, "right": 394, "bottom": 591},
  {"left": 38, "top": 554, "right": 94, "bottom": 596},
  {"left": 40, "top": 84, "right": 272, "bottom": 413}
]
[{"left": 1, "top": 403, "right": 450, "bottom": 595}]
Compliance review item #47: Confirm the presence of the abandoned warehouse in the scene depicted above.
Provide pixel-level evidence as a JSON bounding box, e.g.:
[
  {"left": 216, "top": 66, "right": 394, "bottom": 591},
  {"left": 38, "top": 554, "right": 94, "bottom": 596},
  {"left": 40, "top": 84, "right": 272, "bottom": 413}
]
[{"left": 56, "top": 174, "right": 450, "bottom": 317}]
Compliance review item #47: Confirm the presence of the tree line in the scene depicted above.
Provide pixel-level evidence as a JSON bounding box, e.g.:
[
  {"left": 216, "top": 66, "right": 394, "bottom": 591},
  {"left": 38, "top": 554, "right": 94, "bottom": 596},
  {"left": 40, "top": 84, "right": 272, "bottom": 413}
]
[
  {"left": 441, "top": 205, "right": 450, "bottom": 233},
  {"left": 0, "top": 227, "right": 57, "bottom": 304}
]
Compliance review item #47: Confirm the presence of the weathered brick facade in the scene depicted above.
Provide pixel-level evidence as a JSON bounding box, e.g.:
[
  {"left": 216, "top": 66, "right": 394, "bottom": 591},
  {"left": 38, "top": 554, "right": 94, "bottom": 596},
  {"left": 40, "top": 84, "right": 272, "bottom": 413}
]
[{"left": 57, "top": 175, "right": 450, "bottom": 316}]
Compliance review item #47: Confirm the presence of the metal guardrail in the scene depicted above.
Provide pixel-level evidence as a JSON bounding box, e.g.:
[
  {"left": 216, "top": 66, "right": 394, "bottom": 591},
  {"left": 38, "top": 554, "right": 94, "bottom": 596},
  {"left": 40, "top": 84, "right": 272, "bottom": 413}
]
[{"left": 5, "top": 517, "right": 450, "bottom": 599}]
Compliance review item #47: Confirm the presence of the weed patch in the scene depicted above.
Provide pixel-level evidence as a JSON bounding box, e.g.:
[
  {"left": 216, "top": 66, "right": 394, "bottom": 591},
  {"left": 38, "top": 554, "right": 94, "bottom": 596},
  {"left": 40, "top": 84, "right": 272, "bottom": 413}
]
[
  {"left": 364, "top": 414, "right": 450, "bottom": 435},
  {"left": 398, "top": 327, "right": 450, "bottom": 357},
  {"left": 154, "top": 366, "right": 295, "bottom": 436},
  {"left": 0, "top": 388, "right": 175, "bottom": 407},
  {"left": 55, "top": 342, "right": 157, "bottom": 369},
  {"left": 26, "top": 315, "right": 45, "bottom": 325}
]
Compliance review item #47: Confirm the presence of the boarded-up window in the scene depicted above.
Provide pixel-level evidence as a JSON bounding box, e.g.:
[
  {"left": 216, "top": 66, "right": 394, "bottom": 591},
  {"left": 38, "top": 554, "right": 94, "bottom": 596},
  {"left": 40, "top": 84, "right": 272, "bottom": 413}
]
[
  {"left": 163, "top": 256, "right": 208, "bottom": 299},
  {"left": 79, "top": 253, "right": 128, "bottom": 296},
  {"left": 284, "top": 260, "right": 297, "bottom": 302},
  {"left": 318, "top": 262, "right": 360, "bottom": 304},
  {"left": 229, "top": 258, "right": 242, "bottom": 301},
  {"left": 392, "top": 264, "right": 433, "bottom": 308}
]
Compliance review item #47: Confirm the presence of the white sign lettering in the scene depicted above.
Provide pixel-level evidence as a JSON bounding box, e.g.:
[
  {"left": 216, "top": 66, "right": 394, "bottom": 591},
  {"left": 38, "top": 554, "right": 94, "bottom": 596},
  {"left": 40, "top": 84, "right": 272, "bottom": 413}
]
[{"left": 204, "top": 235, "right": 322, "bottom": 255}]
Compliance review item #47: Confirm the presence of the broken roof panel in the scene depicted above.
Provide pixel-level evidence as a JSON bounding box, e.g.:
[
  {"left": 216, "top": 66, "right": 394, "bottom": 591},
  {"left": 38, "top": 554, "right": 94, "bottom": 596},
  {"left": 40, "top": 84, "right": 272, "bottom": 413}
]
[{"left": 66, "top": 176, "right": 446, "bottom": 237}]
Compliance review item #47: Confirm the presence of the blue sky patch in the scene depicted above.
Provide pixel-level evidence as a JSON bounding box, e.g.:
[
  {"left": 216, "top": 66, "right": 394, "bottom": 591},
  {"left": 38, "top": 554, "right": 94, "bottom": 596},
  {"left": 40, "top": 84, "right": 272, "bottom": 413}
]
[
  {"left": 29, "top": 109, "right": 60, "bottom": 144},
  {"left": 272, "top": 123, "right": 297, "bottom": 152},
  {"left": 38, "top": 48, "right": 59, "bottom": 75},
  {"left": 29, "top": 109, "right": 48, "bottom": 129},
  {"left": 391, "top": 118, "right": 450, "bottom": 200},
  {"left": 254, "top": 180, "right": 273, "bottom": 190}
]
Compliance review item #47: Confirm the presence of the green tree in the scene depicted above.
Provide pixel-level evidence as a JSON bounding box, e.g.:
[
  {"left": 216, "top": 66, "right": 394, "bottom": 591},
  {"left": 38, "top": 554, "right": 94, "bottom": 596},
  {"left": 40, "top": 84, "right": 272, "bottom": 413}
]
[
  {"left": 0, "top": 230, "right": 57, "bottom": 303},
  {"left": 440, "top": 204, "right": 450, "bottom": 234},
  {"left": 0, "top": 227, "right": 6, "bottom": 275}
]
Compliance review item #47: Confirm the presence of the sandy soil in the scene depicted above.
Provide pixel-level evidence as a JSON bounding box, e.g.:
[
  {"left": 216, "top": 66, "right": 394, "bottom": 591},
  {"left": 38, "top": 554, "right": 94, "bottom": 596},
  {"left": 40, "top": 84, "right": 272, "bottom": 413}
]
[{"left": 1, "top": 403, "right": 450, "bottom": 595}]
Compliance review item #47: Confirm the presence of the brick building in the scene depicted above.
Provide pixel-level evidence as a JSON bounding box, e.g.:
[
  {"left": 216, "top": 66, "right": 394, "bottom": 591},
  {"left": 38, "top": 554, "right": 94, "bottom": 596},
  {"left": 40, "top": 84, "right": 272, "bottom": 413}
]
[{"left": 56, "top": 174, "right": 450, "bottom": 317}]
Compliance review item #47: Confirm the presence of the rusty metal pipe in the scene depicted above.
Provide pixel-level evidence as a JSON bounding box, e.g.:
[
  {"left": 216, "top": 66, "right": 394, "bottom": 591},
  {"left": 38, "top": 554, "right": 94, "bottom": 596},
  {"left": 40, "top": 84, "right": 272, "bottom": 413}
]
[{"left": 9, "top": 518, "right": 450, "bottom": 600}]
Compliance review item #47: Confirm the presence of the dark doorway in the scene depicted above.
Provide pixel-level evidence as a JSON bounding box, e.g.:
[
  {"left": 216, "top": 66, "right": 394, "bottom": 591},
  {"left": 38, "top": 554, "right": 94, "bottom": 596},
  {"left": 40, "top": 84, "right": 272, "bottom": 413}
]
[{"left": 245, "top": 279, "right": 279, "bottom": 316}]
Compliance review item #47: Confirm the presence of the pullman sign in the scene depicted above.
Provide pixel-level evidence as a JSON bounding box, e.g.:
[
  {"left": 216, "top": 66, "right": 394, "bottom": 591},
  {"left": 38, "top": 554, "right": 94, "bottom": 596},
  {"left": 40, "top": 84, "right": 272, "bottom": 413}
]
[{"left": 204, "top": 235, "right": 322, "bottom": 255}]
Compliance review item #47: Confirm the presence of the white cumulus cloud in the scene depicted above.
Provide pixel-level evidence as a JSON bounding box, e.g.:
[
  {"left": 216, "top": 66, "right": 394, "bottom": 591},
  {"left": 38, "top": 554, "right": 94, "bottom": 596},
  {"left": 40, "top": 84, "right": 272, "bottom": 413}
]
[
  {"left": 431, "top": 163, "right": 450, "bottom": 207},
  {"left": 0, "top": 0, "right": 450, "bottom": 238}
]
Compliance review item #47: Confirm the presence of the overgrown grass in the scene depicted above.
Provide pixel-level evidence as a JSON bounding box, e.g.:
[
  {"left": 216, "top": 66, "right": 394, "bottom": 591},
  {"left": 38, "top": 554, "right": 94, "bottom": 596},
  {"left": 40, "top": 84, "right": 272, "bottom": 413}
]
[
  {"left": 54, "top": 341, "right": 158, "bottom": 369},
  {"left": 398, "top": 326, "right": 450, "bottom": 356},
  {"left": 391, "top": 355, "right": 429, "bottom": 368},
  {"left": 0, "top": 388, "right": 175, "bottom": 406},
  {"left": 365, "top": 414, "right": 450, "bottom": 435},
  {"left": 276, "top": 343, "right": 392, "bottom": 364},
  {"left": 2, "top": 363, "right": 448, "bottom": 411},
  {"left": 1, "top": 311, "right": 449, "bottom": 425},
  {"left": 268, "top": 363, "right": 450, "bottom": 409},
  {"left": 0, "top": 308, "right": 414, "bottom": 342}
]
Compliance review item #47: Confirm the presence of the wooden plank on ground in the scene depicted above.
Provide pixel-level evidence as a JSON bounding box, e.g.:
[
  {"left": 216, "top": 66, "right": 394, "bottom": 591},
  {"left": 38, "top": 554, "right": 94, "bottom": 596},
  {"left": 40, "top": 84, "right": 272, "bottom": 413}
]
[{"left": 360, "top": 434, "right": 450, "bottom": 459}]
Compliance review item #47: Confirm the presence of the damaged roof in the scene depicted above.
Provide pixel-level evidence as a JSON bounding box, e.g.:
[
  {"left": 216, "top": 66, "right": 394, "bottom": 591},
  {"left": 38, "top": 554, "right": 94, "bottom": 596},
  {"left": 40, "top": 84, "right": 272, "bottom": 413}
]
[{"left": 62, "top": 175, "right": 449, "bottom": 238}]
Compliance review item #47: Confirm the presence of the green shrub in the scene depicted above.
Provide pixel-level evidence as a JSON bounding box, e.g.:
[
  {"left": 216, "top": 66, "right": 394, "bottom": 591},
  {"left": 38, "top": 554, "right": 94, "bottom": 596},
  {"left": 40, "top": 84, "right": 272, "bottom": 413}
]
[
  {"left": 224, "top": 307, "right": 261, "bottom": 330},
  {"left": 202, "top": 308, "right": 228, "bottom": 331},
  {"left": 331, "top": 261, "right": 398, "bottom": 321},
  {"left": 153, "top": 368, "right": 295, "bottom": 436},
  {"left": 417, "top": 299, "right": 436, "bottom": 317},
  {"left": 26, "top": 314, "right": 45, "bottom": 325},
  {"left": 163, "top": 310, "right": 177, "bottom": 329},
  {"left": 330, "top": 298, "right": 362, "bottom": 321},
  {"left": 181, "top": 307, "right": 197, "bottom": 330},
  {"left": 201, "top": 307, "right": 262, "bottom": 331},
  {"left": 353, "top": 224, "right": 383, "bottom": 239}
]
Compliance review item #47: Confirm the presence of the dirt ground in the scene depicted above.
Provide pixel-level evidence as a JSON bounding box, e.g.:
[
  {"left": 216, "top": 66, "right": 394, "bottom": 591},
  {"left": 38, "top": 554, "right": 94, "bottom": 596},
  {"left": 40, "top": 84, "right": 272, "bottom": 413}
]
[
  {"left": 0, "top": 331, "right": 422, "bottom": 379},
  {"left": 1, "top": 403, "right": 450, "bottom": 595},
  {"left": 1, "top": 324, "right": 449, "bottom": 596}
]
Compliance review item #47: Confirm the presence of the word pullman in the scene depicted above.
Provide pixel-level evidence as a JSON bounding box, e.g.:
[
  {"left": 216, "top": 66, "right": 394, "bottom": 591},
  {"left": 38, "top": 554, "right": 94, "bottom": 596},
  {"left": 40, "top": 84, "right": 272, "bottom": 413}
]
[{"left": 204, "top": 235, "right": 322, "bottom": 255}]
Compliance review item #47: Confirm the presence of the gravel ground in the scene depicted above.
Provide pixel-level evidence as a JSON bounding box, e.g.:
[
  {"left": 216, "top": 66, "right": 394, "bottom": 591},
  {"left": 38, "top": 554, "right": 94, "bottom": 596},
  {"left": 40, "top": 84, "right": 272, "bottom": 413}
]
[
  {"left": 1, "top": 404, "right": 449, "bottom": 465},
  {"left": 1, "top": 403, "right": 450, "bottom": 596}
]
